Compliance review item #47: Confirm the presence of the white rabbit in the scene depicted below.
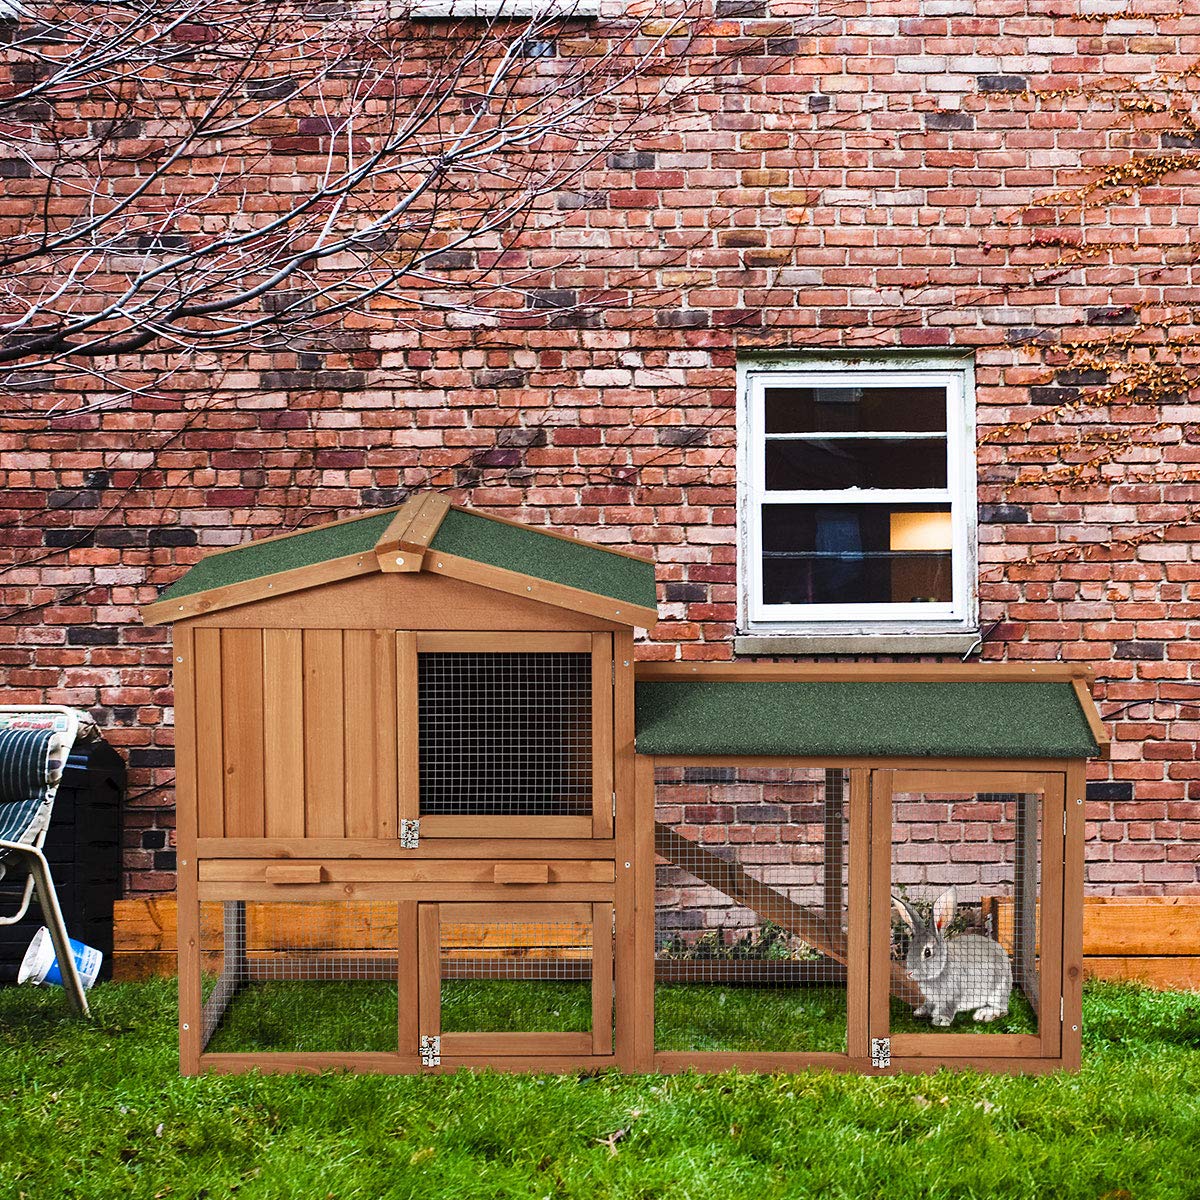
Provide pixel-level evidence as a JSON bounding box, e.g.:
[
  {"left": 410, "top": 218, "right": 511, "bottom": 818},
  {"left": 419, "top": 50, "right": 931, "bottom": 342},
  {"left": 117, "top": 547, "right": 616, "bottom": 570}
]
[{"left": 892, "top": 887, "right": 1012, "bottom": 1027}]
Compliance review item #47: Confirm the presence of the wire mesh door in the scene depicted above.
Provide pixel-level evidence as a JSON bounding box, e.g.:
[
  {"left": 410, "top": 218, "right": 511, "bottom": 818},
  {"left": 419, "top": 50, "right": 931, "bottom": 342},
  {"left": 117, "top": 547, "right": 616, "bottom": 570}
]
[
  {"left": 411, "top": 633, "right": 611, "bottom": 838},
  {"left": 653, "top": 766, "right": 862, "bottom": 1064},
  {"left": 198, "top": 900, "right": 415, "bottom": 1057},
  {"left": 870, "top": 770, "right": 1065, "bottom": 1062},
  {"left": 418, "top": 902, "right": 613, "bottom": 1061}
]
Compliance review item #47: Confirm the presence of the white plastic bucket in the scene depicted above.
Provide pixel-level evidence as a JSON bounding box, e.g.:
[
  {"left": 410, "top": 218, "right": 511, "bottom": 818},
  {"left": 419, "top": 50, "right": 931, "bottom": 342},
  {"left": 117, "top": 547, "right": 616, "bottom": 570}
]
[{"left": 18, "top": 926, "right": 102, "bottom": 990}]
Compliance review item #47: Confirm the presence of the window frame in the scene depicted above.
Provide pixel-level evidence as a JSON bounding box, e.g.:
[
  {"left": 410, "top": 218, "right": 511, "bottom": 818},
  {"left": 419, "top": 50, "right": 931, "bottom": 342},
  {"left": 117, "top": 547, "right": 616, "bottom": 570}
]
[{"left": 736, "top": 357, "right": 978, "bottom": 637}]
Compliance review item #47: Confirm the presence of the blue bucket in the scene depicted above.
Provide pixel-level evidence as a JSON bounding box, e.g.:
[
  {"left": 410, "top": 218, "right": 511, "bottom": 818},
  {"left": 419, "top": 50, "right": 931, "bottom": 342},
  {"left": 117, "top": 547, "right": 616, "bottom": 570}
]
[{"left": 18, "top": 926, "right": 102, "bottom": 990}]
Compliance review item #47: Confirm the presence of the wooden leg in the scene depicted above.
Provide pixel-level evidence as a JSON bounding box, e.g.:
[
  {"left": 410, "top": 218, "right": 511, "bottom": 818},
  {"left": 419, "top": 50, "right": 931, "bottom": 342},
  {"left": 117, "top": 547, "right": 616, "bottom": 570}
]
[{"left": 1062, "top": 764, "right": 1086, "bottom": 1072}]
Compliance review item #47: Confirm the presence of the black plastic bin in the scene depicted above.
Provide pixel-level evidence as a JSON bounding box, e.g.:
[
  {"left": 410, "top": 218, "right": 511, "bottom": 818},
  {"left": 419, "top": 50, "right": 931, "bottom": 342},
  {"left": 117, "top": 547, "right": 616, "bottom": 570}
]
[{"left": 0, "top": 735, "right": 126, "bottom": 984}]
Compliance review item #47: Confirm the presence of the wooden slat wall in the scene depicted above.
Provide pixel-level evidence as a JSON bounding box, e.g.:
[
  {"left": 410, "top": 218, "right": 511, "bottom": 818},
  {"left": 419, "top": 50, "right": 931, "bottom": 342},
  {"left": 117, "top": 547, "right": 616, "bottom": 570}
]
[
  {"left": 193, "top": 628, "right": 225, "bottom": 839},
  {"left": 262, "top": 629, "right": 304, "bottom": 838},
  {"left": 221, "top": 628, "right": 265, "bottom": 838},
  {"left": 190, "top": 627, "right": 401, "bottom": 843},
  {"left": 344, "top": 630, "right": 398, "bottom": 839},
  {"left": 303, "top": 629, "right": 345, "bottom": 838}
]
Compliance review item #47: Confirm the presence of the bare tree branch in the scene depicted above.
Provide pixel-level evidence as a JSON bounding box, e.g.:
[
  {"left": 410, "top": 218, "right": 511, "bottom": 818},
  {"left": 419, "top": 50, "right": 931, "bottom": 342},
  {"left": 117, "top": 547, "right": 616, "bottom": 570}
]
[{"left": 0, "top": 1, "right": 736, "bottom": 413}]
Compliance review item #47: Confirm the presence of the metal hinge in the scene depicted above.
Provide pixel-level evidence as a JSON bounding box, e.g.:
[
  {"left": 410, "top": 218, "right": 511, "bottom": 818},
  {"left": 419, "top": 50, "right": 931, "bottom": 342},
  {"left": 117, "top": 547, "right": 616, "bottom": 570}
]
[
  {"left": 612, "top": 791, "right": 617, "bottom": 817},
  {"left": 1064, "top": 812, "right": 1067, "bottom": 836},
  {"left": 1060, "top": 996, "right": 1064, "bottom": 1022},
  {"left": 420, "top": 1035, "right": 440, "bottom": 1067},
  {"left": 400, "top": 819, "right": 420, "bottom": 849},
  {"left": 871, "top": 1037, "right": 891, "bottom": 1069}
]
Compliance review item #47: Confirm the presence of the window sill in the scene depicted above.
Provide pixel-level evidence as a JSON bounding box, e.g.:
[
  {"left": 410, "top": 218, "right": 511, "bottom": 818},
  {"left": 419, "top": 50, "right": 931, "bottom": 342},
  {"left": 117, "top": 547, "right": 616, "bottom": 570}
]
[{"left": 734, "top": 632, "right": 981, "bottom": 657}]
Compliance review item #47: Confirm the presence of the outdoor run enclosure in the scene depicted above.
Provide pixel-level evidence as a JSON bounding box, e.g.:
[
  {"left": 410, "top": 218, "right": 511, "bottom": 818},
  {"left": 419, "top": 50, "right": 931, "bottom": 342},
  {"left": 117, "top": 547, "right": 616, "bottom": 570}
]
[{"left": 144, "top": 497, "right": 1107, "bottom": 1075}]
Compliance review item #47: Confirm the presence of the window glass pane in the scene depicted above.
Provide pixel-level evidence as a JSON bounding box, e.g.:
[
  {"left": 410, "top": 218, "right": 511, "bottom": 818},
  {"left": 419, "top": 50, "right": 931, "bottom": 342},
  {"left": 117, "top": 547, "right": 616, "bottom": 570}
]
[
  {"left": 761, "top": 503, "right": 953, "bottom": 606},
  {"left": 764, "top": 386, "right": 946, "bottom": 434},
  {"left": 764, "top": 437, "right": 946, "bottom": 490}
]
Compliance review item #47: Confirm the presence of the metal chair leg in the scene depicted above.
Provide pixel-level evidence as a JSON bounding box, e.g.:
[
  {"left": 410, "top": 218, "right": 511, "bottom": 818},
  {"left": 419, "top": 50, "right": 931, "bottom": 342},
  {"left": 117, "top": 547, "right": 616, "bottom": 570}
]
[
  {"left": 0, "top": 871, "right": 36, "bottom": 926},
  {"left": 26, "top": 848, "right": 90, "bottom": 1017}
]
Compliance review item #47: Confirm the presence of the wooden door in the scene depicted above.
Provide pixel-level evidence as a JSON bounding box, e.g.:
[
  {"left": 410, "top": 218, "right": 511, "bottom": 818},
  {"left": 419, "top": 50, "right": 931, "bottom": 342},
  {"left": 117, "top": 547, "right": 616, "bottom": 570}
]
[
  {"left": 868, "top": 768, "right": 1066, "bottom": 1069},
  {"left": 402, "top": 633, "right": 614, "bottom": 840},
  {"left": 417, "top": 901, "right": 614, "bottom": 1063}
]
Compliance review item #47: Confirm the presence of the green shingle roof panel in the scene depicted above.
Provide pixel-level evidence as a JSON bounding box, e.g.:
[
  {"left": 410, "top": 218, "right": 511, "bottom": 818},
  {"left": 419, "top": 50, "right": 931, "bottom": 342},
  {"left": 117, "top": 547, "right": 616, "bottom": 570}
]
[
  {"left": 156, "top": 510, "right": 396, "bottom": 603},
  {"left": 634, "top": 680, "right": 1100, "bottom": 759},
  {"left": 430, "top": 507, "right": 657, "bottom": 610}
]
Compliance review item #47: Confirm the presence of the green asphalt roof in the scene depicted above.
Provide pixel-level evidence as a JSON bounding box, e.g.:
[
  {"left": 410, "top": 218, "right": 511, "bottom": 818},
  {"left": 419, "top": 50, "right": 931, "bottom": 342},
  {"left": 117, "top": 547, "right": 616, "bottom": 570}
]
[
  {"left": 155, "top": 500, "right": 657, "bottom": 614},
  {"left": 429, "top": 507, "right": 657, "bottom": 610},
  {"left": 156, "top": 510, "right": 396, "bottom": 603},
  {"left": 634, "top": 680, "right": 1100, "bottom": 759}
]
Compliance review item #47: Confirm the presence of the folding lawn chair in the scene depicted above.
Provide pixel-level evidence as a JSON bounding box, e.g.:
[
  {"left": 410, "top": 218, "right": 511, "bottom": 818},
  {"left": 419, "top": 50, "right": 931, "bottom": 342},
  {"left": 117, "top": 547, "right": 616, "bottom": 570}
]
[{"left": 0, "top": 705, "right": 93, "bottom": 1015}]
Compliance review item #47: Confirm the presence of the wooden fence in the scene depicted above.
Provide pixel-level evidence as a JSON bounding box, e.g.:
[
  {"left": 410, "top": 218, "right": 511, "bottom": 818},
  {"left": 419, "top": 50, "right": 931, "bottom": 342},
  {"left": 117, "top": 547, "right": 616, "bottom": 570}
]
[{"left": 111, "top": 896, "right": 1200, "bottom": 990}]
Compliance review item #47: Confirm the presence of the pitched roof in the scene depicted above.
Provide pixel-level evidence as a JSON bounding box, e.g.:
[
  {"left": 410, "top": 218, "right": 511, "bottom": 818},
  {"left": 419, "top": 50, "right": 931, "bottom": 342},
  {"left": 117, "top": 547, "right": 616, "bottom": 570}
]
[
  {"left": 143, "top": 496, "right": 658, "bottom": 628},
  {"left": 634, "top": 678, "right": 1104, "bottom": 760},
  {"left": 429, "top": 507, "right": 655, "bottom": 610},
  {"left": 154, "top": 509, "right": 395, "bottom": 605}
]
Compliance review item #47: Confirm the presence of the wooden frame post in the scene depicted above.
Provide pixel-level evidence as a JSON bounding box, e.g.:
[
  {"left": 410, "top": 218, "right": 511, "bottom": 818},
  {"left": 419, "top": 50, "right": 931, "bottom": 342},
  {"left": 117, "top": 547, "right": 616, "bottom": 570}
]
[
  {"left": 174, "top": 625, "right": 203, "bottom": 1075},
  {"left": 631, "top": 754, "right": 656, "bottom": 1071},
  {"left": 1062, "top": 760, "right": 1087, "bottom": 1071},
  {"left": 417, "top": 902, "right": 441, "bottom": 1055},
  {"left": 1037, "top": 773, "right": 1065, "bottom": 1061},
  {"left": 612, "top": 632, "right": 642, "bottom": 1070},
  {"left": 846, "top": 767, "right": 871, "bottom": 1063},
  {"left": 868, "top": 769, "right": 895, "bottom": 1057},
  {"left": 1012, "top": 791, "right": 1040, "bottom": 1016}
]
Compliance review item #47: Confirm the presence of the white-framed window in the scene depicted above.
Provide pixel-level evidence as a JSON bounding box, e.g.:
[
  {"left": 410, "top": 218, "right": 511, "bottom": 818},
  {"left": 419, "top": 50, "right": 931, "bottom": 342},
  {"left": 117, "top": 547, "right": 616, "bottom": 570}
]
[{"left": 737, "top": 357, "right": 978, "bottom": 639}]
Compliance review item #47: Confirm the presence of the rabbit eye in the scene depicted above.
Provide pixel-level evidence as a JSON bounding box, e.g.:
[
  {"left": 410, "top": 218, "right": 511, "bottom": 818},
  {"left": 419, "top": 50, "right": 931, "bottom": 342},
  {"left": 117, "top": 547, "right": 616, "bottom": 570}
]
[{"left": 922, "top": 946, "right": 932, "bottom": 958}]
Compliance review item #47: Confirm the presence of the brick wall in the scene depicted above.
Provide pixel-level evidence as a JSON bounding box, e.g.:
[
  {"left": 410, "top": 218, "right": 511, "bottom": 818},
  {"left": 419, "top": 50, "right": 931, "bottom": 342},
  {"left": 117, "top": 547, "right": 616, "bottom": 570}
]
[{"left": 2, "top": 3, "right": 1199, "bottom": 895}]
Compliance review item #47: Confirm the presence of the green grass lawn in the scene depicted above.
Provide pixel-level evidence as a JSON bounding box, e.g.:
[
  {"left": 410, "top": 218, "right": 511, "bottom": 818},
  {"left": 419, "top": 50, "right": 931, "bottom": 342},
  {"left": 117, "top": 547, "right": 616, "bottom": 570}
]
[
  {"left": 441, "top": 980, "right": 593, "bottom": 1033},
  {"left": 654, "top": 983, "right": 1038, "bottom": 1052},
  {"left": 205, "top": 982, "right": 400, "bottom": 1053},
  {"left": 1, "top": 979, "right": 1198, "bottom": 1200},
  {"left": 656, "top": 984, "right": 849, "bottom": 1052},
  {"left": 199, "top": 978, "right": 1037, "bottom": 1055}
]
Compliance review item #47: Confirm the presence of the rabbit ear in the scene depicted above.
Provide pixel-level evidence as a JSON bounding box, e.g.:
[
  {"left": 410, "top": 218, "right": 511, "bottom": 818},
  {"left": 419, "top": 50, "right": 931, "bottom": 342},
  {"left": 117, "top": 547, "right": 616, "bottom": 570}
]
[
  {"left": 932, "top": 886, "right": 958, "bottom": 932},
  {"left": 892, "top": 895, "right": 918, "bottom": 931}
]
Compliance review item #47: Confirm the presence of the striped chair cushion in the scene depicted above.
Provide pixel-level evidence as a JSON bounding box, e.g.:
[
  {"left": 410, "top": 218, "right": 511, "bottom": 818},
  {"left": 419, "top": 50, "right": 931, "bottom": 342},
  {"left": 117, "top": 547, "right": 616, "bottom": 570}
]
[{"left": 0, "top": 727, "right": 62, "bottom": 846}]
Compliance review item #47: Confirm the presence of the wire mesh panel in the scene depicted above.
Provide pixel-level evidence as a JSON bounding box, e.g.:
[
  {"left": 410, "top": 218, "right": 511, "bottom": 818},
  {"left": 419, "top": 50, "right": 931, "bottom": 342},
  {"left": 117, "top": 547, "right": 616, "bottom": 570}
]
[
  {"left": 440, "top": 914, "right": 596, "bottom": 1035},
  {"left": 418, "top": 652, "right": 592, "bottom": 817},
  {"left": 889, "top": 789, "right": 1042, "bottom": 1037},
  {"left": 199, "top": 901, "right": 400, "bottom": 1054},
  {"left": 654, "top": 767, "right": 851, "bottom": 1055}
]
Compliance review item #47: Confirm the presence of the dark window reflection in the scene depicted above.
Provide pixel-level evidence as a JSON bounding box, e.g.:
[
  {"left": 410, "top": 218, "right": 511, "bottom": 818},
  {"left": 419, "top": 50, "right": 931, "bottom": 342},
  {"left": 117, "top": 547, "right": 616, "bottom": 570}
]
[
  {"left": 765, "top": 438, "right": 946, "bottom": 490},
  {"left": 762, "top": 504, "right": 953, "bottom": 606},
  {"left": 764, "top": 386, "right": 947, "bottom": 434}
]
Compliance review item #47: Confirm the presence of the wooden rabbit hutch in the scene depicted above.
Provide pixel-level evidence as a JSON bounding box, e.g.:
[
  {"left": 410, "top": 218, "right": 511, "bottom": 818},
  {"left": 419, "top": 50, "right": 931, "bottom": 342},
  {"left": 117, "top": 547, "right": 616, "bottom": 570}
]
[{"left": 143, "top": 495, "right": 1107, "bottom": 1076}]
